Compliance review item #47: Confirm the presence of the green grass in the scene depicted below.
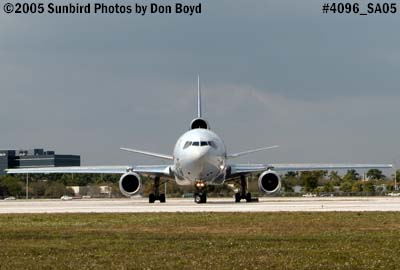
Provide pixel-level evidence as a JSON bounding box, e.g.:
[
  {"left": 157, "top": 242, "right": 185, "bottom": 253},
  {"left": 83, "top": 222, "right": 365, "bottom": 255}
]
[{"left": 1, "top": 213, "right": 400, "bottom": 269}]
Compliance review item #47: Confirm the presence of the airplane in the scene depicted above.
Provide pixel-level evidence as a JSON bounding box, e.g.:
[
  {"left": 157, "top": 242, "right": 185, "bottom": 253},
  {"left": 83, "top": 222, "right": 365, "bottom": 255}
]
[{"left": 6, "top": 77, "right": 392, "bottom": 203}]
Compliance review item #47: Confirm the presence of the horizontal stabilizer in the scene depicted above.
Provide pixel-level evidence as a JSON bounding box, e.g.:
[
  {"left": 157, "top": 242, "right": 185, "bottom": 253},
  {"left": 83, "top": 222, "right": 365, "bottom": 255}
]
[
  {"left": 227, "top": 145, "right": 279, "bottom": 159},
  {"left": 120, "top": 147, "right": 173, "bottom": 160}
]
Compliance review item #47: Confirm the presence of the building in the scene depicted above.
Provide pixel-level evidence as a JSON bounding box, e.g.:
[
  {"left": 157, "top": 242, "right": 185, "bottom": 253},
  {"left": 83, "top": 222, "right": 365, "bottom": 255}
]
[{"left": 0, "top": 148, "right": 80, "bottom": 176}]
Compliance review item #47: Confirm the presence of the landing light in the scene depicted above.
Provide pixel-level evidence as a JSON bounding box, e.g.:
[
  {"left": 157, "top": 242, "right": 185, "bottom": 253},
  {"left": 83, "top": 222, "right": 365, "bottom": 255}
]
[{"left": 195, "top": 182, "right": 205, "bottom": 188}]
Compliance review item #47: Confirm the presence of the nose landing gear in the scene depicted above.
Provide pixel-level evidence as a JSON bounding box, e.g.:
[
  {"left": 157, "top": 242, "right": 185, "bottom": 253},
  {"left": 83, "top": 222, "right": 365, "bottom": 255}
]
[{"left": 194, "top": 181, "right": 207, "bottom": 204}]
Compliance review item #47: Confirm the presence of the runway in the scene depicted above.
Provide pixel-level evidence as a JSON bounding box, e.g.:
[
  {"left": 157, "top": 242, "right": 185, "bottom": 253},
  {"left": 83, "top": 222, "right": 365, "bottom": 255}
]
[{"left": 1, "top": 197, "right": 400, "bottom": 213}]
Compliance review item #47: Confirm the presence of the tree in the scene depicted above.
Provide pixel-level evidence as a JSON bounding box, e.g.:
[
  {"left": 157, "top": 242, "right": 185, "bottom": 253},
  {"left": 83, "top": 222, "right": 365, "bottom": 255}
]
[
  {"left": 366, "top": 169, "right": 385, "bottom": 180},
  {"left": 343, "top": 169, "right": 360, "bottom": 182},
  {"left": 340, "top": 181, "right": 352, "bottom": 192},
  {"left": 0, "top": 175, "right": 23, "bottom": 197},
  {"left": 362, "top": 181, "right": 375, "bottom": 193},
  {"left": 282, "top": 179, "right": 294, "bottom": 192},
  {"left": 31, "top": 181, "right": 47, "bottom": 198},
  {"left": 300, "top": 171, "right": 320, "bottom": 192},
  {"left": 322, "top": 182, "right": 334, "bottom": 192},
  {"left": 351, "top": 181, "right": 363, "bottom": 193},
  {"left": 44, "top": 182, "right": 66, "bottom": 198},
  {"left": 328, "top": 171, "right": 342, "bottom": 186},
  {"left": 282, "top": 171, "right": 300, "bottom": 189},
  {"left": 284, "top": 171, "right": 297, "bottom": 178}
]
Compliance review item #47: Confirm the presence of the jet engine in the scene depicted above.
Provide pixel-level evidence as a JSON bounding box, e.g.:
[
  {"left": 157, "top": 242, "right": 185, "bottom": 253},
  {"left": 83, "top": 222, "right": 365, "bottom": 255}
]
[
  {"left": 119, "top": 172, "right": 141, "bottom": 197},
  {"left": 258, "top": 170, "right": 281, "bottom": 194},
  {"left": 190, "top": 118, "right": 209, "bottom": 129}
]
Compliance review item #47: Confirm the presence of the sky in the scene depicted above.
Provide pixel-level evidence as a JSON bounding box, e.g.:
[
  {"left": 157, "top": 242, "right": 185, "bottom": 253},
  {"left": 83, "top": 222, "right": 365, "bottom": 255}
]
[{"left": 1, "top": 0, "right": 399, "bottom": 169}]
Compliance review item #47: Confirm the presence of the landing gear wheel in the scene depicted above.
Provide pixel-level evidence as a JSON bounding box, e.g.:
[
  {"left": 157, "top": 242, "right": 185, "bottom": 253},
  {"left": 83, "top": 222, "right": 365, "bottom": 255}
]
[
  {"left": 235, "top": 192, "right": 241, "bottom": 203},
  {"left": 245, "top": 192, "right": 252, "bottom": 202},
  {"left": 201, "top": 193, "right": 207, "bottom": 203},
  {"left": 194, "top": 192, "right": 207, "bottom": 204},
  {"left": 148, "top": 176, "right": 168, "bottom": 203},
  {"left": 149, "top": 193, "right": 156, "bottom": 203},
  {"left": 194, "top": 193, "right": 202, "bottom": 203},
  {"left": 235, "top": 175, "right": 255, "bottom": 202},
  {"left": 159, "top": 193, "right": 166, "bottom": 203}
]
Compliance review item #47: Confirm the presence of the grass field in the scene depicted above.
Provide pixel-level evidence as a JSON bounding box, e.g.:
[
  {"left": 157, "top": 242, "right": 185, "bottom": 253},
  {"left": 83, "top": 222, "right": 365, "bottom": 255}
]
[{"left": 1, "top": 212, "right": 400, "bottom": 269}]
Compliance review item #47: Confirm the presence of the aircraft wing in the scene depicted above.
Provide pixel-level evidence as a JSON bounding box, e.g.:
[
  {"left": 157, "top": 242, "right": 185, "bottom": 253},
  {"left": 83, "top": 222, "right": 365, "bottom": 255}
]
[
  {"left": 6, "top": 165, "right": 172, "bottom": 176},
  {"left": 230, "top": 163, "right": 393, "bottom": 175},
  {"left": 270, "top": 163, "right": 393, "bottom": 171}
]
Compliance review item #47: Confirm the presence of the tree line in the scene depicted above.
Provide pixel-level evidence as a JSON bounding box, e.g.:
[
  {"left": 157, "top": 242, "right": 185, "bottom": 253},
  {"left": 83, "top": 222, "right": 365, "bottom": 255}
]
[{"left": 280, "top": 169, "right": 399, "bottom": 195}]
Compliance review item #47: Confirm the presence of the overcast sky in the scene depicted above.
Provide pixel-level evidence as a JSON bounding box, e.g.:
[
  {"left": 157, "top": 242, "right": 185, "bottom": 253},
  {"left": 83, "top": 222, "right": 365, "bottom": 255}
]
[{"left": 1, "top": 0, "right": 399, "bottom": 168}]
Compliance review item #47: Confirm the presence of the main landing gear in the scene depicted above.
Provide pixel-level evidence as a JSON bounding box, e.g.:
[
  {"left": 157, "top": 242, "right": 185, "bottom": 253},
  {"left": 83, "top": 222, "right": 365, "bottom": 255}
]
[
  {"left": 194, "top": 181, "right": 207, "bottom": 204},
  {"left": 235, "top": 175, "right": 253, "bottom": 203},
  {"left": 149, "top": 176, "right": 166, "bottom": 203}
]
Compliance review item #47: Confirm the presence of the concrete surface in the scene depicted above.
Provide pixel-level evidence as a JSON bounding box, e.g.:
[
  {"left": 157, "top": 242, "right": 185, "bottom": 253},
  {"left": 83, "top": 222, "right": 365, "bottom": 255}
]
[{"left": 1, "top": 197, "right": 400, "bottom": 213}]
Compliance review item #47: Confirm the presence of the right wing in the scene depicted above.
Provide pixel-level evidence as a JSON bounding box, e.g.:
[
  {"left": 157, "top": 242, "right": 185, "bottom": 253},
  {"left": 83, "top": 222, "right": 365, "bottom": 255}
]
[{"left": 6, "top": 165, "right": 172, "bottom": 176}]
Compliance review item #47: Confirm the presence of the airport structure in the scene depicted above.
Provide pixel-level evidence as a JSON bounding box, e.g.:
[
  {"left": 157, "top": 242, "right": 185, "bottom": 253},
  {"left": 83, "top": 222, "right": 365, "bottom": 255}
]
[{"left": 0, "top": 149, "right": 80, "bottom": 176}]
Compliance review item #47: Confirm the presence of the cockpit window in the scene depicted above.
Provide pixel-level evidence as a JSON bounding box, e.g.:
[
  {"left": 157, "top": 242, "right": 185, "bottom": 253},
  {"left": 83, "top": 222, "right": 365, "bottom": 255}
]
[
  {"left": 208, "top": 141, "right": 217, "bottom": 148},
  {"left": 183, "top": 141, "right": 191, "bottom": 149},
  {"left": 185, "top": 141, "right": 213, "bottom": 147}
]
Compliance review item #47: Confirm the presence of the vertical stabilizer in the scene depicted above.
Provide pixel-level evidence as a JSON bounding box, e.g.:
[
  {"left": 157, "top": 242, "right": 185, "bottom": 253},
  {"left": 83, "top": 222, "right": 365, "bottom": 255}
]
[
  {"left": 197, "top": 75, "right": 202, "bottom": 118},
  {"left": 190, "top": 75, "right": 209, "bottom": 129}
]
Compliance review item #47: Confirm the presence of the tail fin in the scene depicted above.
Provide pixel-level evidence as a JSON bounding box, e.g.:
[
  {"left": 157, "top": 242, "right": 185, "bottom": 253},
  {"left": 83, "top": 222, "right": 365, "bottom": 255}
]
[
  {"left": 189, "top": 75, "right": 210, "bottom": 129},
  {"left": 197, "top": 75, "right": 202, "bottom": 118}
]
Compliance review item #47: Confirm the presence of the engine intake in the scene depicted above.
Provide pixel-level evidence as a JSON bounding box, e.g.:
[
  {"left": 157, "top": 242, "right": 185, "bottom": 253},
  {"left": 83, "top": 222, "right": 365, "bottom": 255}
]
[
  {"left": 258, "top": 170, "right": 281, "bottom": 194},
  {"left": 119, "top": 172, "right": 141, "bottom": 197},
  {"left": 190, "top": 118, "right": 209, "bottom": 129}
]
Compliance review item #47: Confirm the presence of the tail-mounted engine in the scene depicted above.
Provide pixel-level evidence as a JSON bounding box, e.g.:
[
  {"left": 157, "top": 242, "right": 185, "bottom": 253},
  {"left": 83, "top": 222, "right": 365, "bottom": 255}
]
[
  {"left": 190, "top": 118, "right": 209, "bottom": 129},
  {"left": 119, "top": 172, "right": 142, "bottom": 197},
  {"left": 258, "top": 170, "right": 281, "bottom": 195}
]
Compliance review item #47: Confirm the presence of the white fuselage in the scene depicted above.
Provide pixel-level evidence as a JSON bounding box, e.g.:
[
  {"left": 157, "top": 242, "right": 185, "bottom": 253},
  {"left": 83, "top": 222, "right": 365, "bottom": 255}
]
[{"left": 172, "top": 129, "right": 227, "bottom": 185}]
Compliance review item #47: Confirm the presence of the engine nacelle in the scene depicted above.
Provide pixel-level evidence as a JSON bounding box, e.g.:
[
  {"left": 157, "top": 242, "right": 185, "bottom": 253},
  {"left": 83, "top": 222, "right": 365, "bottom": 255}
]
[
  {"left": 190, "top": 118, "right": 209, "bottom": 129},
  {"left": 119, "top": 172, "right": 141, "bottom": 197},
  {"left": 258, "top": 170, "right": 281, "bottom": 195}
]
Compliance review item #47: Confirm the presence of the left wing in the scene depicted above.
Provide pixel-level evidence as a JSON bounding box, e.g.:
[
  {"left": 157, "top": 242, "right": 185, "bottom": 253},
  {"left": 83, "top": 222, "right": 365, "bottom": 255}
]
[
  {"left": 6, "top": 165, "right": 172, "bottom": 176},
  {"left": 271, "top": 163, "right": 393, "bottom": 172},
  {"left": 229, "top": 163, "right": 393, "bottom": 175}
]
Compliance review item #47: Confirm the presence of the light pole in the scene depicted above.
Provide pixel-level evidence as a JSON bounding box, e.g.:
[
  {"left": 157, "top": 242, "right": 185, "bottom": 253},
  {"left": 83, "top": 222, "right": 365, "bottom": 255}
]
[
  {"left": 395, "top": 163, "right": 397, "bottom": 191},
  {"left": 25, "top": 173, "right": 29, "bottom": 199}
]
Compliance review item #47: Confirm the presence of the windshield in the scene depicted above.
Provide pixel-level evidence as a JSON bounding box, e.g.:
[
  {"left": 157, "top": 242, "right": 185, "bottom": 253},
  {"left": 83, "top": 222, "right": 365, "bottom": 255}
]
[
  {"left": 183, "top": 141, "right": 191, "bottom": 149},
  {"left": 183, "top": 141, "right": 216, "bottom": 148}
]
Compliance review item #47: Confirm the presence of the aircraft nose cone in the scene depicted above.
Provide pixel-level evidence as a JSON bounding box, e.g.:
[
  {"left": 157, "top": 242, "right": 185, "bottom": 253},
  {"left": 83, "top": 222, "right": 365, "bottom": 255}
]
[
  {"left": 193, "top": 147, "right": 209, "bottom": 160},
  {"left": 182, "top": 147, "right": 211, "bottom": 179}
]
